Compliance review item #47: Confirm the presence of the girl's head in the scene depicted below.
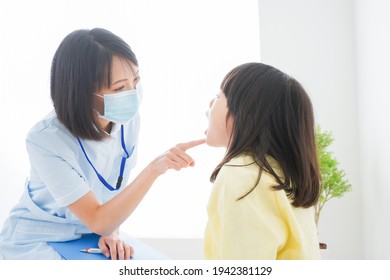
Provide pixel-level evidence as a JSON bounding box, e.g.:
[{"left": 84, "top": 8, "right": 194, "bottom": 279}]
[
  {"left": 51, "top": 28, "right": 139, "bottom": 140},
  {"left": 207, "top": 62, "right": 320, "bottom": 207}
]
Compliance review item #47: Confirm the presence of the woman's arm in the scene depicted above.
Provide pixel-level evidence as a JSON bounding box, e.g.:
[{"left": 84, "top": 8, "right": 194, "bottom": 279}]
[{"left": 68, "top": 139, "right": 205, "bottom": 236}]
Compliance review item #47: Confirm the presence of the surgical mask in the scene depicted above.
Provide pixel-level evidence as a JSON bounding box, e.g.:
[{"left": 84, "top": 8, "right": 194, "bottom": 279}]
[{"left": 94, "top": 84, "right": 142, "bottom": 124}]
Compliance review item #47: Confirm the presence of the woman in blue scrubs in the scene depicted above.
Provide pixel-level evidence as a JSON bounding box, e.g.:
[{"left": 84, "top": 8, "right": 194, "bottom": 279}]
[{"left": 0, "top": 28, "right": 204, "bottom": 260}]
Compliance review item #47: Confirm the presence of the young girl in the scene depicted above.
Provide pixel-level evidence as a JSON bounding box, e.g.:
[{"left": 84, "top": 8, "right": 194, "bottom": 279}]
[
  {"left": 0, "top": 28, "right": 204, "bottom": 260},
  {"left": 204, "top": 62, "right": 321, "bottom": 259}
]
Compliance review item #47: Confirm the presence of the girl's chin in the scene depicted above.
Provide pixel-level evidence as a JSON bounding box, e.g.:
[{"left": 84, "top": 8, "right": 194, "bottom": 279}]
[{"left": 204, "top": 138, "right": 220, "bottom": 148}]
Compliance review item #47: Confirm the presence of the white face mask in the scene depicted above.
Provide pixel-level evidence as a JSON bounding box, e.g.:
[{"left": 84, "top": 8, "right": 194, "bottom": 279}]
[{"left": 95, "top": 84, "right": 142, "bottom": 124}]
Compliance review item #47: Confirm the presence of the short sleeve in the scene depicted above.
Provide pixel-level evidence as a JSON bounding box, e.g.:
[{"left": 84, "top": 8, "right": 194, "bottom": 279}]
[{"left": 26, "top": 130, "right": 90, "bottom": 207}]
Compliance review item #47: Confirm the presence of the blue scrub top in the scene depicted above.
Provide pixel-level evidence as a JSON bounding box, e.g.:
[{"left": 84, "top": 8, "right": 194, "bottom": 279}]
[{"left": 0, "top": 110, "right": 140, "bottom": 259}]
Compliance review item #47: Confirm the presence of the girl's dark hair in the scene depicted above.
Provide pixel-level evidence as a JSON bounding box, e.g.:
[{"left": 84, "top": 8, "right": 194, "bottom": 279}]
[
  {"left": 210, "top": 62, "right": 320, "bottom": 208},
  {"left": 50, "top": 28, "right": 138, "bottom": 140}
]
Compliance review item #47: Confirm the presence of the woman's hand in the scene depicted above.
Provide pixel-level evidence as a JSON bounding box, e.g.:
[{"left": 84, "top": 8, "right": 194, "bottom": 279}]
[
  {"left": 98, "top": 233, "right": 134, "bottom": 260},
  {"left": 150, "top": 139, "right": 206, "bottom": 175}
]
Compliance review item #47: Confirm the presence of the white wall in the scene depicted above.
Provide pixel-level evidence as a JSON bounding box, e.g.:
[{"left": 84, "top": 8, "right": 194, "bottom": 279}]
[
  {"left": 258, "top": 0, "right": 363, "bottom": 259},
  {"left": 355, "top": 0, "right": 390, "bottom": 259}
]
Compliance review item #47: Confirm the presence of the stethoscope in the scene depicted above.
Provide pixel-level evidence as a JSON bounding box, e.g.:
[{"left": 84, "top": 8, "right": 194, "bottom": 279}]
[{"left": 77, "top": 124, "right": 134, "bottom": 191}]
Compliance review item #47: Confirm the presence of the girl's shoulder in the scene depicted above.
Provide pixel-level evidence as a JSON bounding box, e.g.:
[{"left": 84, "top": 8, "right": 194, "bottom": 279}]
[
  {"left": 224, "top": 153, "right": 255, "bottom": 166},
  {"left": 219, "top": 153, "right": 284, "bottom": 196},
  {"left": 223, "top": 154, "right": 282, "bottom": 177}
]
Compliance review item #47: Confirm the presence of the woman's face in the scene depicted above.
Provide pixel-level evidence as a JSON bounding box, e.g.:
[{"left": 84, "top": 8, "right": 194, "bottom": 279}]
[
  {"left": 93, "top": 55, "right": 140, "bottom": 117},
  {"left": 205, "top": 91, "right": 233, "bottom": 147}
]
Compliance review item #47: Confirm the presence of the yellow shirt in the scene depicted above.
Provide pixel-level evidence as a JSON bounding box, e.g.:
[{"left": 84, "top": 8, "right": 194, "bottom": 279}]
[{"left": 203, "top": 154, "right": 320, "bottom": 260}]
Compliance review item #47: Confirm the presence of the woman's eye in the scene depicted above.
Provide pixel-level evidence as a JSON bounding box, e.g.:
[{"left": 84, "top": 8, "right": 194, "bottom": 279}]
[{"left": 114, "top": 85, "right": 125, "bottom": 92}]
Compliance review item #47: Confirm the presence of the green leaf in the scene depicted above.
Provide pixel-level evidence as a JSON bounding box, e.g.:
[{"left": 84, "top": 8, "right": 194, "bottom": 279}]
[{"left": 315, "top": 126, "right": 352, "bottom": 227}]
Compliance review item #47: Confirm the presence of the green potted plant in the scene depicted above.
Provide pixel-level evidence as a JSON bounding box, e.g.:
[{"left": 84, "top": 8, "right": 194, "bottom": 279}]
[{"left": 315, "top": 126, "right": 352, "bottom": 249}]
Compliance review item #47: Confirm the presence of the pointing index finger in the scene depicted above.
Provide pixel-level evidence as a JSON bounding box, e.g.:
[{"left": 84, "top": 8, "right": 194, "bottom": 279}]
[{"left": 176, "top": 139, "right": 206, "bottom": 151}]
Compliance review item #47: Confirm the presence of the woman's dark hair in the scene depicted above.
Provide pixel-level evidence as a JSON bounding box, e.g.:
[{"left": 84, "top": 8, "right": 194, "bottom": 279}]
[
  {"left": 50, "top": 28, "right": 138, "bottom": 140},
  {"left": 210, "top": 62, "right": 320, "bottom": 208}
]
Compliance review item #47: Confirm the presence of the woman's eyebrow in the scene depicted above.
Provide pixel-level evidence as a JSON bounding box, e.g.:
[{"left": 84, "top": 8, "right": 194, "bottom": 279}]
[{"left": 111, "top": 78, "right": 128, "bottom": 86}]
